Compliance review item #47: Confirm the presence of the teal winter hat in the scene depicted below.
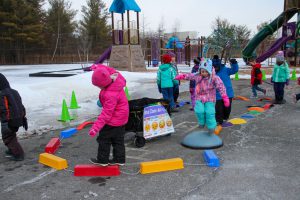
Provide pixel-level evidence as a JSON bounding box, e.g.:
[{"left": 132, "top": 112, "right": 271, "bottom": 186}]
[{"left": 199, "top": 58, "right": 213, "bottom": 75}]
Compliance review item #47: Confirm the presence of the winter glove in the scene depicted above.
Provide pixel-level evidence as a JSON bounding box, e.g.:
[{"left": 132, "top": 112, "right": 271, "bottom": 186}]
[
  {"left": 271, "top": 77, "right": 274, "bottom": 83},
  {"left": 285, "top": 79, "right": 289, "bottom": 86},
  {"left": 222, "top": 95, "right": 230, "bottom": 107},
  {"left": 23, "top": 117, "right": 28, "bottom": 131},
  {"left": 230, "top": 58, "right": 237, "bottom": 64},
  {"left": 1, "top": 122, "right": 11, "bottom": 135},
  {"left": 89, "top": 128, "right": 98, "bottom": 138},
  {"left": 175, "top": 74, "right": 187, "bottom": 80},
  {"left": 157, "top": 84, "right": 162, "bottom": 93}
]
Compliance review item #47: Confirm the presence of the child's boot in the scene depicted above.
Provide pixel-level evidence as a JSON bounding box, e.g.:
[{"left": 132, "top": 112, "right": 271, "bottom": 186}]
[
  {"left": 263, "top": 89, "right": 267, "bottom": 96},
  {"left": 214, "top": 125, "right": 223, "bottom": 135}
]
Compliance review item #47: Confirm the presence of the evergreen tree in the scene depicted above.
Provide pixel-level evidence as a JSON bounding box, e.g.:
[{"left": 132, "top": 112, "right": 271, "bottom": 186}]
[
  {"left": 0, "top": 0, "right": 45, "bottom": 63},
  {"left": 45, "top": 0, "right": 77, "bottom": 59},
  {"left": 79, "top": 0, "right": 110, "bottom": 55}
]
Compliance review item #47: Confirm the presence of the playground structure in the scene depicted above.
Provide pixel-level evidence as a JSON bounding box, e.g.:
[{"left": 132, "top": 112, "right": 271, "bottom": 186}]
[
  {"left": 242, "top": 0, "right": 300, "bottom": 65},
  {"left": 144, "top": 35, "right": 238, "bottom": 67},
  {"left": 92, "top": 0, "right": 145, "bottom": 71},
  {"left": 145, "top": 36, "right": 205, "bottom": 67}
]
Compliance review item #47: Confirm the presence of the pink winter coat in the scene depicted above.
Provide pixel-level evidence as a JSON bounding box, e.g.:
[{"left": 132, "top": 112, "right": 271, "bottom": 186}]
[
  {"left": 91, "top": 67, "right": 129, "bottom": 133},
  {"left": 185, "top": 72, "right": 227, "bottom": 103}
]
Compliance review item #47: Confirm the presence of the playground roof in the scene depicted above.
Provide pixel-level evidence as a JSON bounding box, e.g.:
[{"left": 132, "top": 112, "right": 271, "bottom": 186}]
[
  {"left": 165, "top": 37, "right": 184, "bottom": 49},
  {"left": 109, "top": 0, "right": 141, "bottom": 14}
]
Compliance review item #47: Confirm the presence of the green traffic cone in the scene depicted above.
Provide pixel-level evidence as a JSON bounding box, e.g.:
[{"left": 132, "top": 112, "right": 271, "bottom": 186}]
[
  {"left": 262, "top": 70, "right": 266, "bottom": 81},
  {"left": 124, "top": 86, "right": 131, "bottom": 101},
  {"left": 69, "top": 90, "right": 80, "bottom": 109},
  {"left": 58, "top": 99, "right": 74, "bottom": 122},
  {"left": 234, "top": 72, "right": 239, "bottom": 81},
  {"left": 291, "top": 69, "right": 297, "bottom": 81}
]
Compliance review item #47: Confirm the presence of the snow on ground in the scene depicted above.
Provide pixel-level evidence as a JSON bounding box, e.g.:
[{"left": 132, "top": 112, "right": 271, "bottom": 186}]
[{"left": 0, "top": 64, "right": 162, "bottom": 137}]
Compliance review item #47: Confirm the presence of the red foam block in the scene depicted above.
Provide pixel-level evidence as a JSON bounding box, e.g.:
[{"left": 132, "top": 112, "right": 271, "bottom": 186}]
[
  {"left": 45, "top": 138, "right": 60, "bottom": 154},
  {"left": 263, "top": 103, "right": 274, "bottom": 110},
  {"left": 76, "top": 121, "right": 94, "bottom": 130},
  {"left": 74, "top": 165, "right": 120, "bottom": 177}
]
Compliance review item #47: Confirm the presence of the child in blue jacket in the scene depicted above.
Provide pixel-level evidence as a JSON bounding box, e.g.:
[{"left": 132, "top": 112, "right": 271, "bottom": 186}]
[{"left": 212, "top": 55, "right": 239, "bottom": 133}]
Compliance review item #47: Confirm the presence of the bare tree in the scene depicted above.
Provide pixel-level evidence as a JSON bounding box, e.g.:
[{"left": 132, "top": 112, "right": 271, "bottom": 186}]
[
  {"left": 158, "top": 16, "right": 165, "bottom": 38},
  {"left": 256, "top": 21, "right": 276, "bottom": 56},
  {"left": 172, "top": 18, "right": 181, "bottom": 37}
]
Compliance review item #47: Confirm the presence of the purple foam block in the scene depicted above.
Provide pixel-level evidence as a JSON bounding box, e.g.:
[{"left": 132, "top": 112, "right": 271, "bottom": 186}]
[{"left": 222, "top": 121, "right": 233, "bottom": 128}]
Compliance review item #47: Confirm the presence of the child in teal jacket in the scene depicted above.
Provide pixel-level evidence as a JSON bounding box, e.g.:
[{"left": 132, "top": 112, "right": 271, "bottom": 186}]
[
  {"left": 157, "top": 54, "right": 178, "bottom": 112},
  {"left": 271, "top": 51, "right": 290, "bottom": 104}
]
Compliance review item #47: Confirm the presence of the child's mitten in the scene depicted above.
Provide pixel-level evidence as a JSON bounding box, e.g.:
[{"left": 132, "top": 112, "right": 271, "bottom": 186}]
[
  {"left": 175, "top": 74, "right": 186, "bottom": 80},
  {"left": 222, "top": 95, "right": 230, "bottom": 107},
  {"left": 89, "top": 128, "right": 98, "bottom": 137}
]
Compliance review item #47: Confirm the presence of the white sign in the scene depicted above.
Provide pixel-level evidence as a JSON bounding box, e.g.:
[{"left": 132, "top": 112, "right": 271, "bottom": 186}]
[{"left": 143, "top": 105, "right": 174, "bottom": 139}]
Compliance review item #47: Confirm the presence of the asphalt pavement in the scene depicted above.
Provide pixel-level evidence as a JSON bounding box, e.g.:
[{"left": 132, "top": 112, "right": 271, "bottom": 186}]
[{"left": 1, "top": 79, "right": 300, "bottom": 200}]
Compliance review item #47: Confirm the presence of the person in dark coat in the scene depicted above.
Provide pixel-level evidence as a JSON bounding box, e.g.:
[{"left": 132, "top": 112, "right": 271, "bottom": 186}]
[
  {"left": 212, "top": 55, "right": 239, "bottom": 134},
  {"left": 190, "top": 57, "right": 200, "bottom": 110},
  {"left": 292, "top": 77, "right": 300, "bottom": 103},
  {"left": 168, "top": 51, "right": 180, "bottom": 104},
  {"left": 0, "top": 73, "right": 27, "bottom": 161}
]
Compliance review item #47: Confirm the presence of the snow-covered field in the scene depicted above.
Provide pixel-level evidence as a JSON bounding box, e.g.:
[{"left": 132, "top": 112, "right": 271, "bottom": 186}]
[{"left": 0, "top": 64, "right": 160, "bottom": 137}]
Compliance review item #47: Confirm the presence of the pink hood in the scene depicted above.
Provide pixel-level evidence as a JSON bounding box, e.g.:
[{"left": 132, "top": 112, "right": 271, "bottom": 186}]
[
  {"left": 91, "top": 64, "right": 126, "bottom": 89},
  {"left": 91, "top": 65, "right": 129, "bottom": 133}
]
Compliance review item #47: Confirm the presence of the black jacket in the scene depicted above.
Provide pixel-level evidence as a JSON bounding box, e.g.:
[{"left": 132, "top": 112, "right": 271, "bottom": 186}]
[{"left": 0, "top": 73, "right": 26, "bottom": 127}]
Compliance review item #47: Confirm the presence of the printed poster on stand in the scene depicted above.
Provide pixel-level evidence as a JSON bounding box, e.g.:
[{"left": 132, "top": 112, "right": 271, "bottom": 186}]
[{"left": 143, "top": 105, "right": 174, "bottom": 139}]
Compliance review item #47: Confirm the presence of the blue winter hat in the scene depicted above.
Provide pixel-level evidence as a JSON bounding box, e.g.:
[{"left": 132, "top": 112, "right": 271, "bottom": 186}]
[
  {"left": 199, "top": 58, "right": 213, "bottom": 75},
  {"left": 212, "top": 58, "right": 221, "bottom": 68}
]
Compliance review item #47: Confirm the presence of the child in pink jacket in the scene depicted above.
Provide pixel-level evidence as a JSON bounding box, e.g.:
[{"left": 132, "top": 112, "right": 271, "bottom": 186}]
[
  {"left": 176, "top": 59, "right": 230, "bottom": 134},
  {"left": 89, "top": 65, "right": 129, "bottom": 166}
]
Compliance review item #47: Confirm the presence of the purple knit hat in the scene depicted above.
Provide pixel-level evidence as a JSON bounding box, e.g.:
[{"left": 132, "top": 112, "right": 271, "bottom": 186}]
[
  {"left": 167, "top": 51, "right": 176, "bottom": 57},
  {"left": 276, "top": 51, "right": 285, "bottom": 62}
]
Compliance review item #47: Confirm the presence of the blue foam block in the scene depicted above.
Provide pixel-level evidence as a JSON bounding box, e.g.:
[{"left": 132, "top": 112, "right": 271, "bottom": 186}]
[
  {"left": 60, "top": 128, "right": 77, "bottom": 139},
  {"left": 241, "top": 114, "right": 255, "bottom": 119},
  {"left": 176, "top": 101, "right": 187, "bottom": 108},
  {"left": 203, "top": 150, "right": 220, "bottom": 167}
]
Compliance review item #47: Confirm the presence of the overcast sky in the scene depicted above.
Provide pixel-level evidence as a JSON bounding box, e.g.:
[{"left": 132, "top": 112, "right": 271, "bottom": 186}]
[{"left": 51, "top": 0, "right": 289, "bottom": 37}]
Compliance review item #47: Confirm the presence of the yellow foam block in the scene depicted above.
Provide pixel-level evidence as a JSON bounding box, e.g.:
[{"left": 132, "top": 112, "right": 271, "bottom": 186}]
[
  {"left": 39, "top": 153, "right": 68, "bottom": 170},
  {"left": 228, "top": 118, "right": 247, "bottom": 125},
  {"left": 140, "top": 158, "right": 184, "bottom": 174}
]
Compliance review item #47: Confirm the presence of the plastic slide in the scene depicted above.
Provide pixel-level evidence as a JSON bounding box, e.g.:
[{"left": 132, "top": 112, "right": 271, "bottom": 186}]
[
  {"left": 256, "top": 22, "right": 296, "bottom": 63},
  {"left": 242, "top": 8, "right": 298, "bottom": 62},
  {"left": 95, "top": 46, "right": 112, "bottom": 64},
  {"left": 83, "top": 46, "right": 112, "bottom": 71}
]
